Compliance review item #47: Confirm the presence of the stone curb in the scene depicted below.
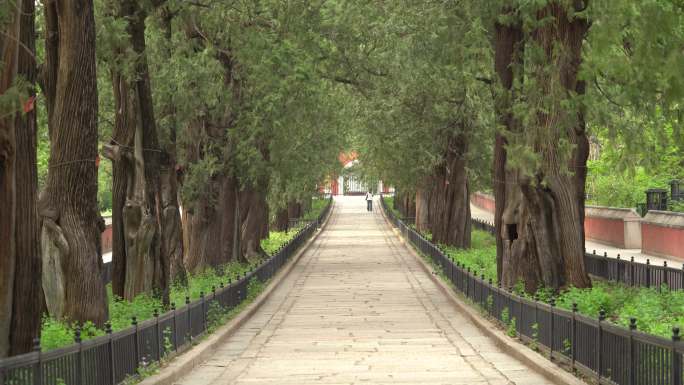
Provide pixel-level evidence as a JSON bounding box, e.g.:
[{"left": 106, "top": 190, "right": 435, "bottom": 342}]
[
  {"left": 140, "top": 201, "right": 336, "bottom": 385},
  {"left": 378, "top": 206, "right": 588, "bottom": 385}
]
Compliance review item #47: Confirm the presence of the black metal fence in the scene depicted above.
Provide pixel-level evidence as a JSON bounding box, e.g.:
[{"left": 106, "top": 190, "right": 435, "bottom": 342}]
[
  {"left": 0, "top": 199, "right": 332, "bottom": 385},
  {"left": 471, "top": 217, "right": 684, "bottom": 291},
  {"left": 381, "top": 198, "right": 684, "bottom": 385}
]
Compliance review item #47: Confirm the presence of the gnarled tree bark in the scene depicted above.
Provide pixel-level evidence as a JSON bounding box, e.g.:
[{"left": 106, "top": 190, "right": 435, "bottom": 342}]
[
  {"left": 40, "top": 0, "right": 108, "bottom": 326},
  {"left": 494, "top": 2, "right": 591, "bottom": 292},
  {"left": 106, "top": 0, "right": 169, "bottom": 303}
]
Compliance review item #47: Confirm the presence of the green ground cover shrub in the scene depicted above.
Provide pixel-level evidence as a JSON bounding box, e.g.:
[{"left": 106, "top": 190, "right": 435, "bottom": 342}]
[
  {"left": 40, "top": 198, "right": 328, "bottom": 351},
  {"left": 382, "top": 196, "right": 684, "bottom": 339}
]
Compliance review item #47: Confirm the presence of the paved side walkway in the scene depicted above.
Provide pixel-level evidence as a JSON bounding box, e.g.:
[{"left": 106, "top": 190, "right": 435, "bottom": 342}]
[
  {"left": 172, "top": 196, "right": 556, "bottom": 385},
  {"left": 470, "top": 204, "right": 678, "bottom": 267}
]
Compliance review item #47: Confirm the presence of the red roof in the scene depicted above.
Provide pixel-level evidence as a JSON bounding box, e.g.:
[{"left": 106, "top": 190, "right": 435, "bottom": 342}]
[{"left": 338, "top": 151, "right": 358, "bottom": 166}]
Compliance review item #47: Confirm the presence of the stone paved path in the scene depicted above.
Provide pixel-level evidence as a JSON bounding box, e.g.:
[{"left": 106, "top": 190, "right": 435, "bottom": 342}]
[{"left": 173, "top": 196, "right": 556, "bottom": 385}]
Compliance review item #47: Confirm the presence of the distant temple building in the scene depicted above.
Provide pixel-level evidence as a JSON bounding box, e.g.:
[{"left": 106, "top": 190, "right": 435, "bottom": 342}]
[{"left": 322, "top": 152, "right": 392, "bottom": 196}]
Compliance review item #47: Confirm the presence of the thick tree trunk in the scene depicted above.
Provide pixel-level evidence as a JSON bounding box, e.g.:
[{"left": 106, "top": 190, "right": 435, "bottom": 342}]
[
  {"left": 40, "top": 0, "right": 108, "bottom": 326},
  {"left": 105, "top": 0, "right": 169, "bottom": 303},
  {"left": 0, "top": 1, "right": 22, "bottom": 358},
  {"left": 158, "top": 6, "right": 186, "bottom": 286},
  {"left": 288, "top": 201, "right": 302, "bottom": 221},
  {"left": 183, "top": 173, "right": 238, "bottom": 273},
  {"left": 429, "top": 134, "right": 471, "bottom": 248},
  {"left": 273, "top": 207, "right": 289, "bottom": 232},
  {"left": 273, "top": 200, "right": 302, "bottom": 231},
  {"left": 10, "top": 0, "right": 42, "bottom": 356},
  {"left": 492, "top": 8, "right": 522, "bottom": 283},
  {"left": 415, "top": 185, "right": 430, "bottom": 233},
  {"left": 240, "top": 187, "right": 269, "bottom": 262},
  {"left": 495, "top": 2, "right": 591, "bottom": 292}
]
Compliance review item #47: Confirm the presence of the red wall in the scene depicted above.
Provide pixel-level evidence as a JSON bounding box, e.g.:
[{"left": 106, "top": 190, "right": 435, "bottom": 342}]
[
  {"left": 471, "top": 193, "right": 495, "bottom": 213},
  {"left": 642, "top": 223, "right": 684, "bottom": 261},
  {"left": 584, "top": 217, "right": 625, "bottom": 248},
  {"left": 102, "top": 225, "right": 112, "bottom": 254}
]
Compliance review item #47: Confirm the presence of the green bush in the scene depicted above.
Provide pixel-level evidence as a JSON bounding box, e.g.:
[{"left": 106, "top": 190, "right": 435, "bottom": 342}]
[
  {"left": 423, "top": 223, "right": 684, "bottom": 339},
  {"left": 40, "top": 200, "right": 325, "bottom": 351}
]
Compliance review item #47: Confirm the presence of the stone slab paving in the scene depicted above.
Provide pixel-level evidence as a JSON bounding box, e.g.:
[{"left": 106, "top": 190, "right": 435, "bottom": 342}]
[{"left": 173, "top": 196, "right": 557, "bottom": 385}]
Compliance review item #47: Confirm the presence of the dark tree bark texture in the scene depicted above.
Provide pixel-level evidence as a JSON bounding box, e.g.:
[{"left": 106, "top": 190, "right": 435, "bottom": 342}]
[
  {"left": 40, "top": 0, "right": 108, "bottom": 326},
  {"left": 10, "top": 0, "right": 43, "bottom": 356},
  {"left": 494, "top": 2, "right": 591, "bottom": 292},
  {"left": 0, "top": 1, "right": 22, "bottom": 358},
  {"left": 105, "top": 0, "right": 171, "bottom": 303},
  {"left": 428, "top": 134, "right": 471, "bottom": 248}
]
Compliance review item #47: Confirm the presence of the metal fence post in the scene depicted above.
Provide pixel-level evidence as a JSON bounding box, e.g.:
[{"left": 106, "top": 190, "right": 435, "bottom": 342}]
[
  {"left": 534, "top": 294, "right": 539, "bottom": 341},
  {"left": 106, "top": 322, "right": 115, "bottom": 385},
  {"left": 549, "top": 298, "right": 555, "bottom": 357},
  {"left": 32, "top": 338, "right": 42, "bottom": 385},
  {"left": 171, "top": 302, "right": 178, "bottom": 352},
  {"left": 597, "top": 309, "right": 605, "bottom": 380},
  {"left": 200, "top": 291, "right": 207, "bottom": 333},
  {"left": 672, "top": 327, "right": 682, "bottom": 385},
  {"left": 628, "top": 318, "right": 636, "bottom": 385},
  {"left": 646, "top": 259, "right": 651, "bottom": 288},
  {"left": 488, "top": 279, "right": 494, "bottom": 315},
  {"left": 74, "top": 327, "right": 82, "bottom": 385},
  {"left": 132, "top": 316, "right": 140, "bottom": 371},
  {"left": 465, "top": 267, "right": 470, "bottom": 298},
  {"left": 185, "top": 296, "right": 191, "bottom": 342},
  {"left": 664, "top": 261, "right": 669, "bottom": 289},
  {"left": 630, "top": 256, "right": 635, "bottom": 287},
  {"left": 480, "top": 274, "right": 485, "bottom": 307},
  {"left": 571, "top": 303, "right": 578, "bottom": 370},
  {"left": 154, "top": 309, "right": 161, "bottom": 361}
]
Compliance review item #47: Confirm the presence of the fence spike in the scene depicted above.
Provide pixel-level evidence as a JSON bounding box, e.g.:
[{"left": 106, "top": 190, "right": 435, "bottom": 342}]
[
  {"left": 33, "top": 337, "right": 41, "bottom": 352},
  {"left": 674, "top": 327, "right": 681, "bottom": 341},
  {"left": 599, "top": 309, "right": 606, "bottom": 321},
  {"left": 550, "top": 298, "right": 556, "bottom": 307},
  {"left": 664, "top": 261, "right": 668, "bottom": 267},
  {"left": 629, "top": 318, "right": 637, "bottom": 330},
  {"left": 171, "top": 302, "right": 176, "bottom": 310},
  {"left": 572, "top": 303, "right": 578, "bottom": 313},
  {"left": 74, "top": 327, "right": 82, "bottom": 343},
  {"left": 131, "top": 316, "right": 138, "bottom": 326},
  {"left": 185, "top": 296, "right": 190, "bottom": 305},
  {"left": 153, "top": 309, "right": 159, "bottom": 318},
  {"left": 105, "top": 321, "right": 112, "bottom": 334}
]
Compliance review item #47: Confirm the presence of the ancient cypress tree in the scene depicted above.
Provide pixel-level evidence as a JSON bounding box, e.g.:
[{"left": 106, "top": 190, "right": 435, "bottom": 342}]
[
  {"left": 0, "top": 0, "right": 23, "bottom": 358},
  {"left": 103, "top": 0, "right": 170, "bottom": 303},
  {"left": 10, "top": 0, "right": 43, "bottom": 356},
  {"left": 40, "top": 0, "right": 108, "bottom": 326},
  {"left": 492, "top": 1, "right": 591, "bottom": 292}
]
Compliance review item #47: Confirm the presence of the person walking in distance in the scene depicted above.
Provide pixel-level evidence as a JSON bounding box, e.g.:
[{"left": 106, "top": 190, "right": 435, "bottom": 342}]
[{"left": 365, "top": 191, "right": 373, "bottom": 212}]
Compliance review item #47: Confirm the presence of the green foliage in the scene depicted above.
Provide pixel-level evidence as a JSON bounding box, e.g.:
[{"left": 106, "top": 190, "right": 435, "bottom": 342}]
[
  {"left": 40, "top": 225, "right": 295, "bottom": 351},
  {"left": 507, "top": 318, "right": 517, "bottom": 338},
  {"left": 586, "top": 124, "right": 683, "bottom": 208},
  {"left": 420, "top": 216, "right": 684, "bottom": 339},
  {"left": 442, "top": 230, "right": 497, "bottom": 283}
]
